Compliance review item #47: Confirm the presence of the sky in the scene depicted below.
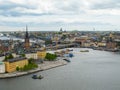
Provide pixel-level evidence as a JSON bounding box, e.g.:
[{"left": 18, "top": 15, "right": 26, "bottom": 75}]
[{"left": 0, "top": 0, "right": 120, "bottom": 31}]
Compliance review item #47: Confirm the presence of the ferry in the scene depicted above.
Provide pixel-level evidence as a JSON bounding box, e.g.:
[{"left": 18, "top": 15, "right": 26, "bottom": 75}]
[{"left": 32, "top": 74, "right": 43, "bottom": 79}]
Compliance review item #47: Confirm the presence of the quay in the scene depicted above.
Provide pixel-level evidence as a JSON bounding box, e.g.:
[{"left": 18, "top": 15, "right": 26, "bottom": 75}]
[
  {"left": 0, "top": 60, "right": 67, "bottom": 79},
  {"left": 46, "top": 43, "right": 76, "bottom": 50}
]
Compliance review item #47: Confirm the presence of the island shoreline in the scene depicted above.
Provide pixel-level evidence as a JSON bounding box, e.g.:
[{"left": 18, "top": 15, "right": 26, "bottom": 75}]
[{"left": 0, "top": 60, "right": 67, "bottom": 79}]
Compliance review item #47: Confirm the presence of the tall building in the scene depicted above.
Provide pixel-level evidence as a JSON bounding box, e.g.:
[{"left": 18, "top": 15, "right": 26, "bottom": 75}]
[{"left": 24, "top": 25, "right": 30, "bottom": 49}]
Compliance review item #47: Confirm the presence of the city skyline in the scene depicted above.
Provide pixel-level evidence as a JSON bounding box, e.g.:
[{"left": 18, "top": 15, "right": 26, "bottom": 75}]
[{"left": 0, "top": 0, "right": 120, "bottom": 31}]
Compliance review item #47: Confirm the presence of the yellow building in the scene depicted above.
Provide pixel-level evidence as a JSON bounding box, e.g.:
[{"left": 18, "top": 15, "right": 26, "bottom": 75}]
[
  {"left": 4, "top": 57, "right": 28, "bottom": 73},
  {"left": 98, "top": 42, "right": 106, "bottom": 47},
  {"left": 37, "top": 50, "right": 46, "bottom": 59}
]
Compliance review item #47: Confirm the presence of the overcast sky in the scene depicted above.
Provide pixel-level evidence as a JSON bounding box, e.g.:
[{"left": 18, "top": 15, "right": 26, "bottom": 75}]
[{"left": 0, "top": 0, "right": 120, "bottom": 31}]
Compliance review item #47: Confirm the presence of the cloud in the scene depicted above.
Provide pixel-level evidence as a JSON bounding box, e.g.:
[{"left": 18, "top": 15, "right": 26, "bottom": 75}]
[
  {"left": 0, "top": 0, "right": 86, "bottom": 17},
  {"left": 90, "top": 0, "right": 120, "bottom": 9},
  {"left": 54, "top": 0, "right": 82, "bottom": 12},
  {"left": 0, "top": 0, "right": 39, "bottom": 17},
  {"left": 0, "top": 1, "right": 36, "bottom": 10},
  {"left": 0, "top": 0, "right": 119, "bottom": 31}
]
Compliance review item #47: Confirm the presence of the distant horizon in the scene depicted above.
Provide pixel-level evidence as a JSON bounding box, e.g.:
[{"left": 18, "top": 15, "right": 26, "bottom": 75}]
[{"left": 0, "top": 29, "right": 120, "bottom": 32}]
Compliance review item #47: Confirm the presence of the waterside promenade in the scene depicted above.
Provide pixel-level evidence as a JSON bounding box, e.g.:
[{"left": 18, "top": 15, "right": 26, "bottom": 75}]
[{"left": 0, "top": 60, "right": 67, "bottom": 79}]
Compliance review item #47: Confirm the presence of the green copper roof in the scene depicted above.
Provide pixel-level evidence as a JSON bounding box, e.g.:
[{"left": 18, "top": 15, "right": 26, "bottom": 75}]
[{"left": 0, "top": 62, "right": 4, "bottom": 65}]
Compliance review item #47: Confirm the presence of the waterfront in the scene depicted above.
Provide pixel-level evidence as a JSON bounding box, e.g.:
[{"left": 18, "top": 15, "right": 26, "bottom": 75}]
[
  {"left": 0, "top": 48, "right": 120, "bottom": 90},
  {"left": 0, "top": 60, "right": 67, "bottom": 78}
]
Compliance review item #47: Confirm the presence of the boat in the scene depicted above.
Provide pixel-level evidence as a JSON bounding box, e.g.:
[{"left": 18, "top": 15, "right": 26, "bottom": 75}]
[
  {"left": 66, "top": 49, "right": 73, "bottom": 51},
  {"left": 80, "top": 50, "right": 89, "bottom": 52},
  {"left": 69, "top": 49, "right": 73, "bottom": 51},
  {"left": 63, "top": 58, "right": 71, "bottom": 62},
  {"left": 69, "top": 53, "right": 74, "bottom": 57},
  {"left": 32, "top": 74, "right": 43, "bottom": 79},
  {"left": 63, "top": 53, "right": 74, "bottom": 58}
]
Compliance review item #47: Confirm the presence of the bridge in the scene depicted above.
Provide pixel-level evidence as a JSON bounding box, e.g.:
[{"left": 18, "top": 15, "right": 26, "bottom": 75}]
[{"left": 46, "top": 43, "right": 78, "bottom": 50}]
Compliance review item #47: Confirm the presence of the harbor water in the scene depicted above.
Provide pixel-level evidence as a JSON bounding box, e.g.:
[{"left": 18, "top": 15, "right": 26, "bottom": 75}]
[{"left": 0, "top": 48, "right": 120, "bottom": 90}]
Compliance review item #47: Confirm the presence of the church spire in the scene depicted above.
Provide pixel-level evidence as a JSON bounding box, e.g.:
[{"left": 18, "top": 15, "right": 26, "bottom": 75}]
[
  {"left": 24, "top": 25, "right": 30, "bottom": 49},
  {"left": 25, "top": 25, "right": 29, "bottom": 38}
]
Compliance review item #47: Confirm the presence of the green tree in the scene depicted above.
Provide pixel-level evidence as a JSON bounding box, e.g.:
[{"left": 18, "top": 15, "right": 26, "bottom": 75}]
[
  {"left": 4, "top": 56, "right": 8, "bottom": 61},
  {"left": 8, "top": 54, "right": 14, "bottom": 59},
  {"left": 21, "top": 54, "right": 25, "bottom": 57},
  {"left": 16, "top": 67, "right": 19, "bottom": 71},
  {"left": 28, "top": 58, "right": 34, "bottom": 64},
  {"left": 4, "top": 54, "right": 14, "bottom": 61},
  {"left": 45, "top": 53, "right": 57, "bottom": 61},
  {"left": 45, "top": 39, "right": 52, "bottom": 45}
]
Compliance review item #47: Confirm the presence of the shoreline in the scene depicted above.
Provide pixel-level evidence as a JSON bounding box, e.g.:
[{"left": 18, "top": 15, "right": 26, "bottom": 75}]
[{"left": 0, "top": 60, "right": 67, "bottom": 79}]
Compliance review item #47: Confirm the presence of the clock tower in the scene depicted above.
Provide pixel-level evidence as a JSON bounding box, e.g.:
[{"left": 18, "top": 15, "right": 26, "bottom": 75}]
[{"left": 24, "top": 25, "right": 30, "bottom": 49}]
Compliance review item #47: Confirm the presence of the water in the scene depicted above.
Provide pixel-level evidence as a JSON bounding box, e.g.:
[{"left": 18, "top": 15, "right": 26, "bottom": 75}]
[{"left": 0, "top": 48, "right": 120, "bottom": 90}]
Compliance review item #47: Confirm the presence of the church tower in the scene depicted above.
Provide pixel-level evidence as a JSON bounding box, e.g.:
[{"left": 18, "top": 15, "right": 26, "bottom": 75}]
[{"left": 24, "top": 25, "right": 30, "bottom": 49}]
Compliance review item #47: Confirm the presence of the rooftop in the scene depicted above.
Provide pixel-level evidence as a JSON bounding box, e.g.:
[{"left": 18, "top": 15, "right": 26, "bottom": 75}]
[
  {"left": 5, "top": 57, "right": 27, "bottom": 63},
  {"left": 0, "top": 62, "right": 4, "bottom": 65}
]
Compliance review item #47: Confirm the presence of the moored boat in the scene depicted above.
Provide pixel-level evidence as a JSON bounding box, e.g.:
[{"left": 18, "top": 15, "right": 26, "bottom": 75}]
[
  {"left": 63, "top": 58, "right": 71, "bottom": 62},
  {"left": 80, "top": 50, "right": 89, "bottom": 52},
  {"left": 69, "top": 53, "right": 74, "bottom": 57}
]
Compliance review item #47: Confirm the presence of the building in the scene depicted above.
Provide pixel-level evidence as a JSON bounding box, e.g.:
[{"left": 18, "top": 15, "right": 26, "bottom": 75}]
[
  {"left": 26, "top": 52, "right": 38, "bottom": 59},
  {"left": 97, "top": 42, "right": 106, "bottom": 47},
  {"left": 74, "top": 36, "right": 89, "bottom": 47},
  {"left": 0, "top": 62, "right": 5, "bottom": 73},
  {"left": 37, "top": 48, "right": 46, "bottom": 59},
  {"left": 106, "top": 42, "right": 117, "bottom": 49},
  {"left": 24, "top": 26, "right": 30, "bottom": 49},
  {"left": 0, "top": 40, "right": 13, "bottom": 53},
  {"left": 114, "top": 39, "right": 120, "bottom": 49},
  {"left": 4, "top": 57, "right": 28, "bottom": 73},
  {"left": 83, "top": 42, "right": 92, "bottom": 48},
  {"left": 0, "top": 56, "right": 5, "bottom": 62},
  {"left": 106, "top": 33, "right": 116, "bottom": 49}
]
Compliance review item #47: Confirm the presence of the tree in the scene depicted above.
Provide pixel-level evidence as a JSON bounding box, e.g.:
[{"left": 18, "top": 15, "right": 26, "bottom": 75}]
[
  {"left": 4, "top": 56, "right": 8, "bottom": 61},
  {"left": 21, "top": 54, "right": 25, "bottom": 57},
  {"left": 45, "top": 39, "right": 52, "bottom": 45},
  {"left": 28, "top": 58, "right": 34, "bottom": 64},
  {"left": 16, "top": 67, "right": 19, "bottom": 71},
  {"left": 4, "top": 54, "right": 14, "bottom": 61},
  {"left": 45, "top": 53, "right": 57, "bottom": 61},
  {"left": 18, "top": 63, "right": 38, "bottom": 71},
  {"left": 8, "top": 54, "right": 14, "bottom": 59}
]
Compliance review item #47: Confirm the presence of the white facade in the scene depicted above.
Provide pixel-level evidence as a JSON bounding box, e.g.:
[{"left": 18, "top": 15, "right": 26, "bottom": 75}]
[
  {"left": 0, "top": 62, "right": 5, "bottom": 73},
  {"left": 26, "top": 53, "right": 38, "bottom": 59},
  {"left": 0, "top": 56, "right": 5, "bottom": 62}
]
